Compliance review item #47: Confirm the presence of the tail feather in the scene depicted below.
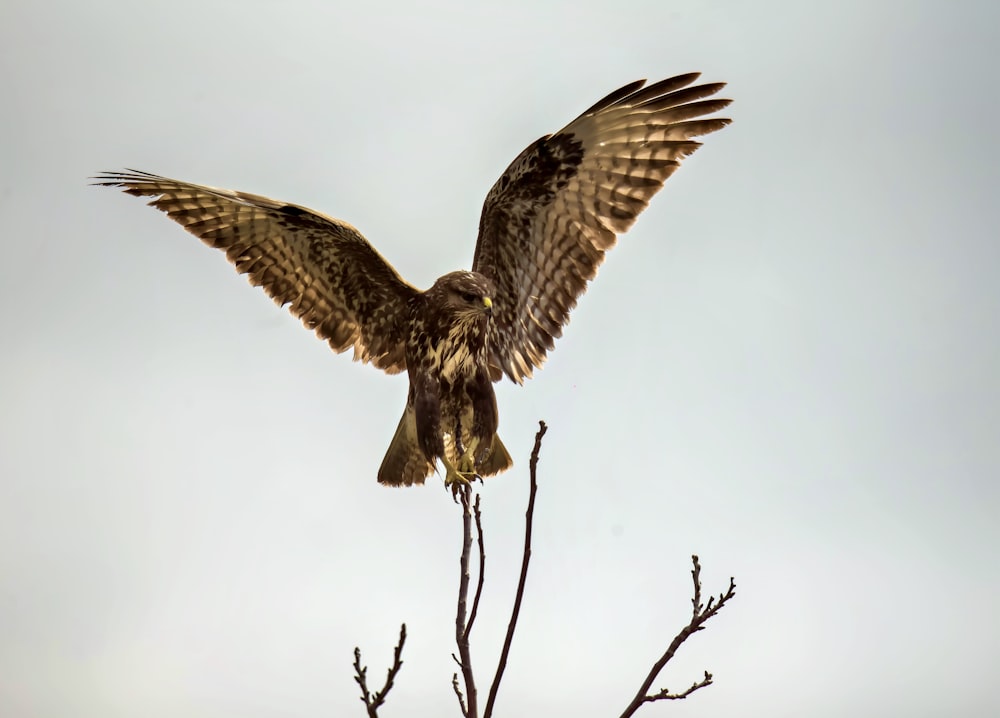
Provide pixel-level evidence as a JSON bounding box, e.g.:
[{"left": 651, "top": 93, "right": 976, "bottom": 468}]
[
  {"left": 378, "top": 405, "right": 514, "bottom": 487},
  {"left": 477, "top": 434, "right": 513, "bottom": 477},
  {"left": 378, "top": 406, "right": 434, "bottom": 486}
]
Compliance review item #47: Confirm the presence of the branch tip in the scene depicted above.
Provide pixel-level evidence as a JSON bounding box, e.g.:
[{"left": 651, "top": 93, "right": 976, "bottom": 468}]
[
  {"left": 618, "top": 556, "right": 736, "bottom": 718},
  {"left": 353, "top": 623, "right": 407, "bottom": 717}
]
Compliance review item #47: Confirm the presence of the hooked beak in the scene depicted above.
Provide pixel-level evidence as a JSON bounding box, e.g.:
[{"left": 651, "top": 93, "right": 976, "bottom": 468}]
[{"left": 483, "top": 296, "right": 493, "bottom": 313}]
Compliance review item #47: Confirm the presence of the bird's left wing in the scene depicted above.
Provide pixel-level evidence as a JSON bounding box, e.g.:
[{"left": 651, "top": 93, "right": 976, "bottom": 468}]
[
  {"left": 95, "top": 170, "right": 418, "bottom": 373},
  {"left": 473, "top": 73, "right": 732, "bottom": 383}
]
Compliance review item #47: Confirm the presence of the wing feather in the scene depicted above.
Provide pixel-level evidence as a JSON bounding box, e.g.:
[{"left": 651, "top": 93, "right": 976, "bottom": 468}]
[
  {"left": 473, "top": 73, "right": 732, "bottom": 383},
  {"left": 94, "top": 170, "right": 417, "bottom": 373}
]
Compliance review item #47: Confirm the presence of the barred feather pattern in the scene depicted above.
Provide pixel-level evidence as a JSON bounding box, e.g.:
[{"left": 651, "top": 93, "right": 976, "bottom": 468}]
[
  {"left": 93, "top": 170, "right": 417, "bottom": 373},
  {"left": 473, "top": 73, "right": 732, "bottom": 383}
]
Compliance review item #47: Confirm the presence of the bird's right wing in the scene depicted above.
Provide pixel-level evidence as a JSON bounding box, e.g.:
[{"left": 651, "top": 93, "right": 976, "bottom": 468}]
[{"left": 95, "top": 170, "right": 418, "bottom": 374}]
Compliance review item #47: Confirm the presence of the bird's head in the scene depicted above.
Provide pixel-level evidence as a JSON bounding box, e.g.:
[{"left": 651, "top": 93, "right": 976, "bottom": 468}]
[{"left": 428, "top": 271, "right": 495, "bottom": 321}]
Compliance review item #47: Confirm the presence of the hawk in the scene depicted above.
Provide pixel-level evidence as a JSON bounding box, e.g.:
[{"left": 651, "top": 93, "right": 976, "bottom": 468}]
[{"left": 95, "top": 72, "right": 731, "bottom": 490}]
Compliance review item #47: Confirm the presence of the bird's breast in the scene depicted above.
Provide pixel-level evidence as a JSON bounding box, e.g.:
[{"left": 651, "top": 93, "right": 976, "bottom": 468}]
[{"left": 425, "top": 322, "right": 485, "bottom": 384}]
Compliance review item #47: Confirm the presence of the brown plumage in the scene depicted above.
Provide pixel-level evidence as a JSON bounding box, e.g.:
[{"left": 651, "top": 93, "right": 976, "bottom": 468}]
[{"left": 94, "top": 72, "right": 731, "bottom": 489}]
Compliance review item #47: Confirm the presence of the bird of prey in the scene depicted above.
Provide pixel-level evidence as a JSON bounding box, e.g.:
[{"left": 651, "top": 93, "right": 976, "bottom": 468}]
[{"left": 95, "top": 72, "right": 731, "bottom": 491}]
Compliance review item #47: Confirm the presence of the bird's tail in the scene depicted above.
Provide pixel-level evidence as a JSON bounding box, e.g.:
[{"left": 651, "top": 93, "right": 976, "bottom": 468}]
[
  {"left": 378, "top": 406, "right": 434, "bottom": 486},
  {"left": 476, "top": 433, "right": 513, "bottom": 477},
  {"left": 379, "top": 406, "right": 514, "bottom": 487}
]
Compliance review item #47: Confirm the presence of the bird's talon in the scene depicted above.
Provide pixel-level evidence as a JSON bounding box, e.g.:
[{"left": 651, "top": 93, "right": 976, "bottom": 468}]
[{"left": 443, "top": 457, "right": 479, "bottom": 498}]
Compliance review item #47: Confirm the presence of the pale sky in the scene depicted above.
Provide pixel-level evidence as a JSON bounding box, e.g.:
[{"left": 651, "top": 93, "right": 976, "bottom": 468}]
[{"left": 2, "top": 1, "right": 998, "bottom": 717}]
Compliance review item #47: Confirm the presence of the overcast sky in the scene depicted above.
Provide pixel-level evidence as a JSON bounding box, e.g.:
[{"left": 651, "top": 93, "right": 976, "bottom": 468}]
[{"left": 2, "top": 1, "right": 998, "bottom": 717}]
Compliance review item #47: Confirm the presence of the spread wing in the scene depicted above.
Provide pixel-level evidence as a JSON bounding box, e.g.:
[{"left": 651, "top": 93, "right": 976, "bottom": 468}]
[
  {"left": 473, "top": 73, "right": 732, "bottom": 383},
  {"left": 95, "top": 170, "right": 418, "bottom": 373}
]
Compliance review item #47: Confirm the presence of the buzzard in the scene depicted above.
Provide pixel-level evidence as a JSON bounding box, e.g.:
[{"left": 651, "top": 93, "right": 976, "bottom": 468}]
[{"left": 95, "top": 72, "right": 731, "bottom": 490}]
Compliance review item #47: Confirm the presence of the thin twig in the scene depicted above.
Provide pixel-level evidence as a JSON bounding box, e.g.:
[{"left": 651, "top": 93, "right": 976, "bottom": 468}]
[
  {"left": 353, "top": 623, "right": 407, "bottom": 718},
  {"left": 454, "top": 485, "right": 478, "bottom": 718},
  {"left": 465, "top": 493, "right": 486, "bottom": 640},
  {"left": 483, "top": 420, "right": 547, "bottom": 718},
  {"left": 642, "top": 671, "right": 714, "bottom": 703},
  {"left": 618, "top": 556, "right": 736, "bottom": 718},
  {"left": 452, "top": 672, "right": 468, "bottom": 716}
]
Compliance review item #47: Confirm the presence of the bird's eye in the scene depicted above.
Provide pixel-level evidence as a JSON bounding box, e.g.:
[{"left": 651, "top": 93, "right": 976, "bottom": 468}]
[{"left": 460, "top": 292, "right": 477, "bottom": 303}]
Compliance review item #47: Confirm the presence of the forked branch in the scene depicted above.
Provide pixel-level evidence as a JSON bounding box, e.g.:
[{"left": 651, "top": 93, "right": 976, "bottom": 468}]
[
  {"left": 452, "top": 486, "right": 479, "bottom": 717},
  {"left": 353, "top": 623, "right": 407, "bottom": 718},
  {"left": 618, "top": 556, "right": 737, "bottom": 717},
  {"left": 453, "top": 420, "right": 547, "bottom": 718},
  {"left": 353, "top": 422, "right": 736, "bottom": 718},
  {"left": 483, "top": 420, "right": 546, "bottom": 718}
]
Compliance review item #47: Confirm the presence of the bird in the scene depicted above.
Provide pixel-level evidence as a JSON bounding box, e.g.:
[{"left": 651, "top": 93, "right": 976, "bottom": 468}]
[{"left": 95, "top": 72, "right": 731, "bottom": 491}]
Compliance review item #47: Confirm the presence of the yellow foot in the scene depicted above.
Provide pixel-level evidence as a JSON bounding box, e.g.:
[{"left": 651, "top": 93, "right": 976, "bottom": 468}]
[
  {"left": 457, "top": 452, "right": 476, "bottom": 475},
  {"left": 442, "top": 456, "right": 479, "bottom": 499}
]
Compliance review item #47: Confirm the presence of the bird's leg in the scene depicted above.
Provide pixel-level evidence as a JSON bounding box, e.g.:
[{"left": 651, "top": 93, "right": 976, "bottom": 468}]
[{"left": 457, "top": 436, "right": 482, "bottom": 474}]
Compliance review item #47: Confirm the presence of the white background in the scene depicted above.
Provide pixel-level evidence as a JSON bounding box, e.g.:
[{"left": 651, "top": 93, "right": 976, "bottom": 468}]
[{"left": 2, "top": 1, "right": 998, "bottom": 716}]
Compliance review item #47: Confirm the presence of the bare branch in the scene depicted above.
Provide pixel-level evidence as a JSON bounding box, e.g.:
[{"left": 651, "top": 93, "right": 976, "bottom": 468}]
[
  {"left": 483, "top": 420, "right": 547, "bottom": 718},
  {"left": 691, "top": 553, "right": 704, "bottom": 618},
  {"left": 353, "top": 648, "right": 371, "bottom": 715},
  {"left": 618, "top": 556, "right": 736, "bottom": 718},
  {"left": 642, "top": 671, "right": 714, "bottom": 703},
  {"left": 465, "top": 493, "right": 486, "bottom": 641},
  {"left": 353, "top": 623, "right": 407, "bottom": 718},
  {"left": 453, "top": 485, "right": 478, "bottom": 717},
  {"left": 452, "top": 672, "right": 468, "bottom": 716}
]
